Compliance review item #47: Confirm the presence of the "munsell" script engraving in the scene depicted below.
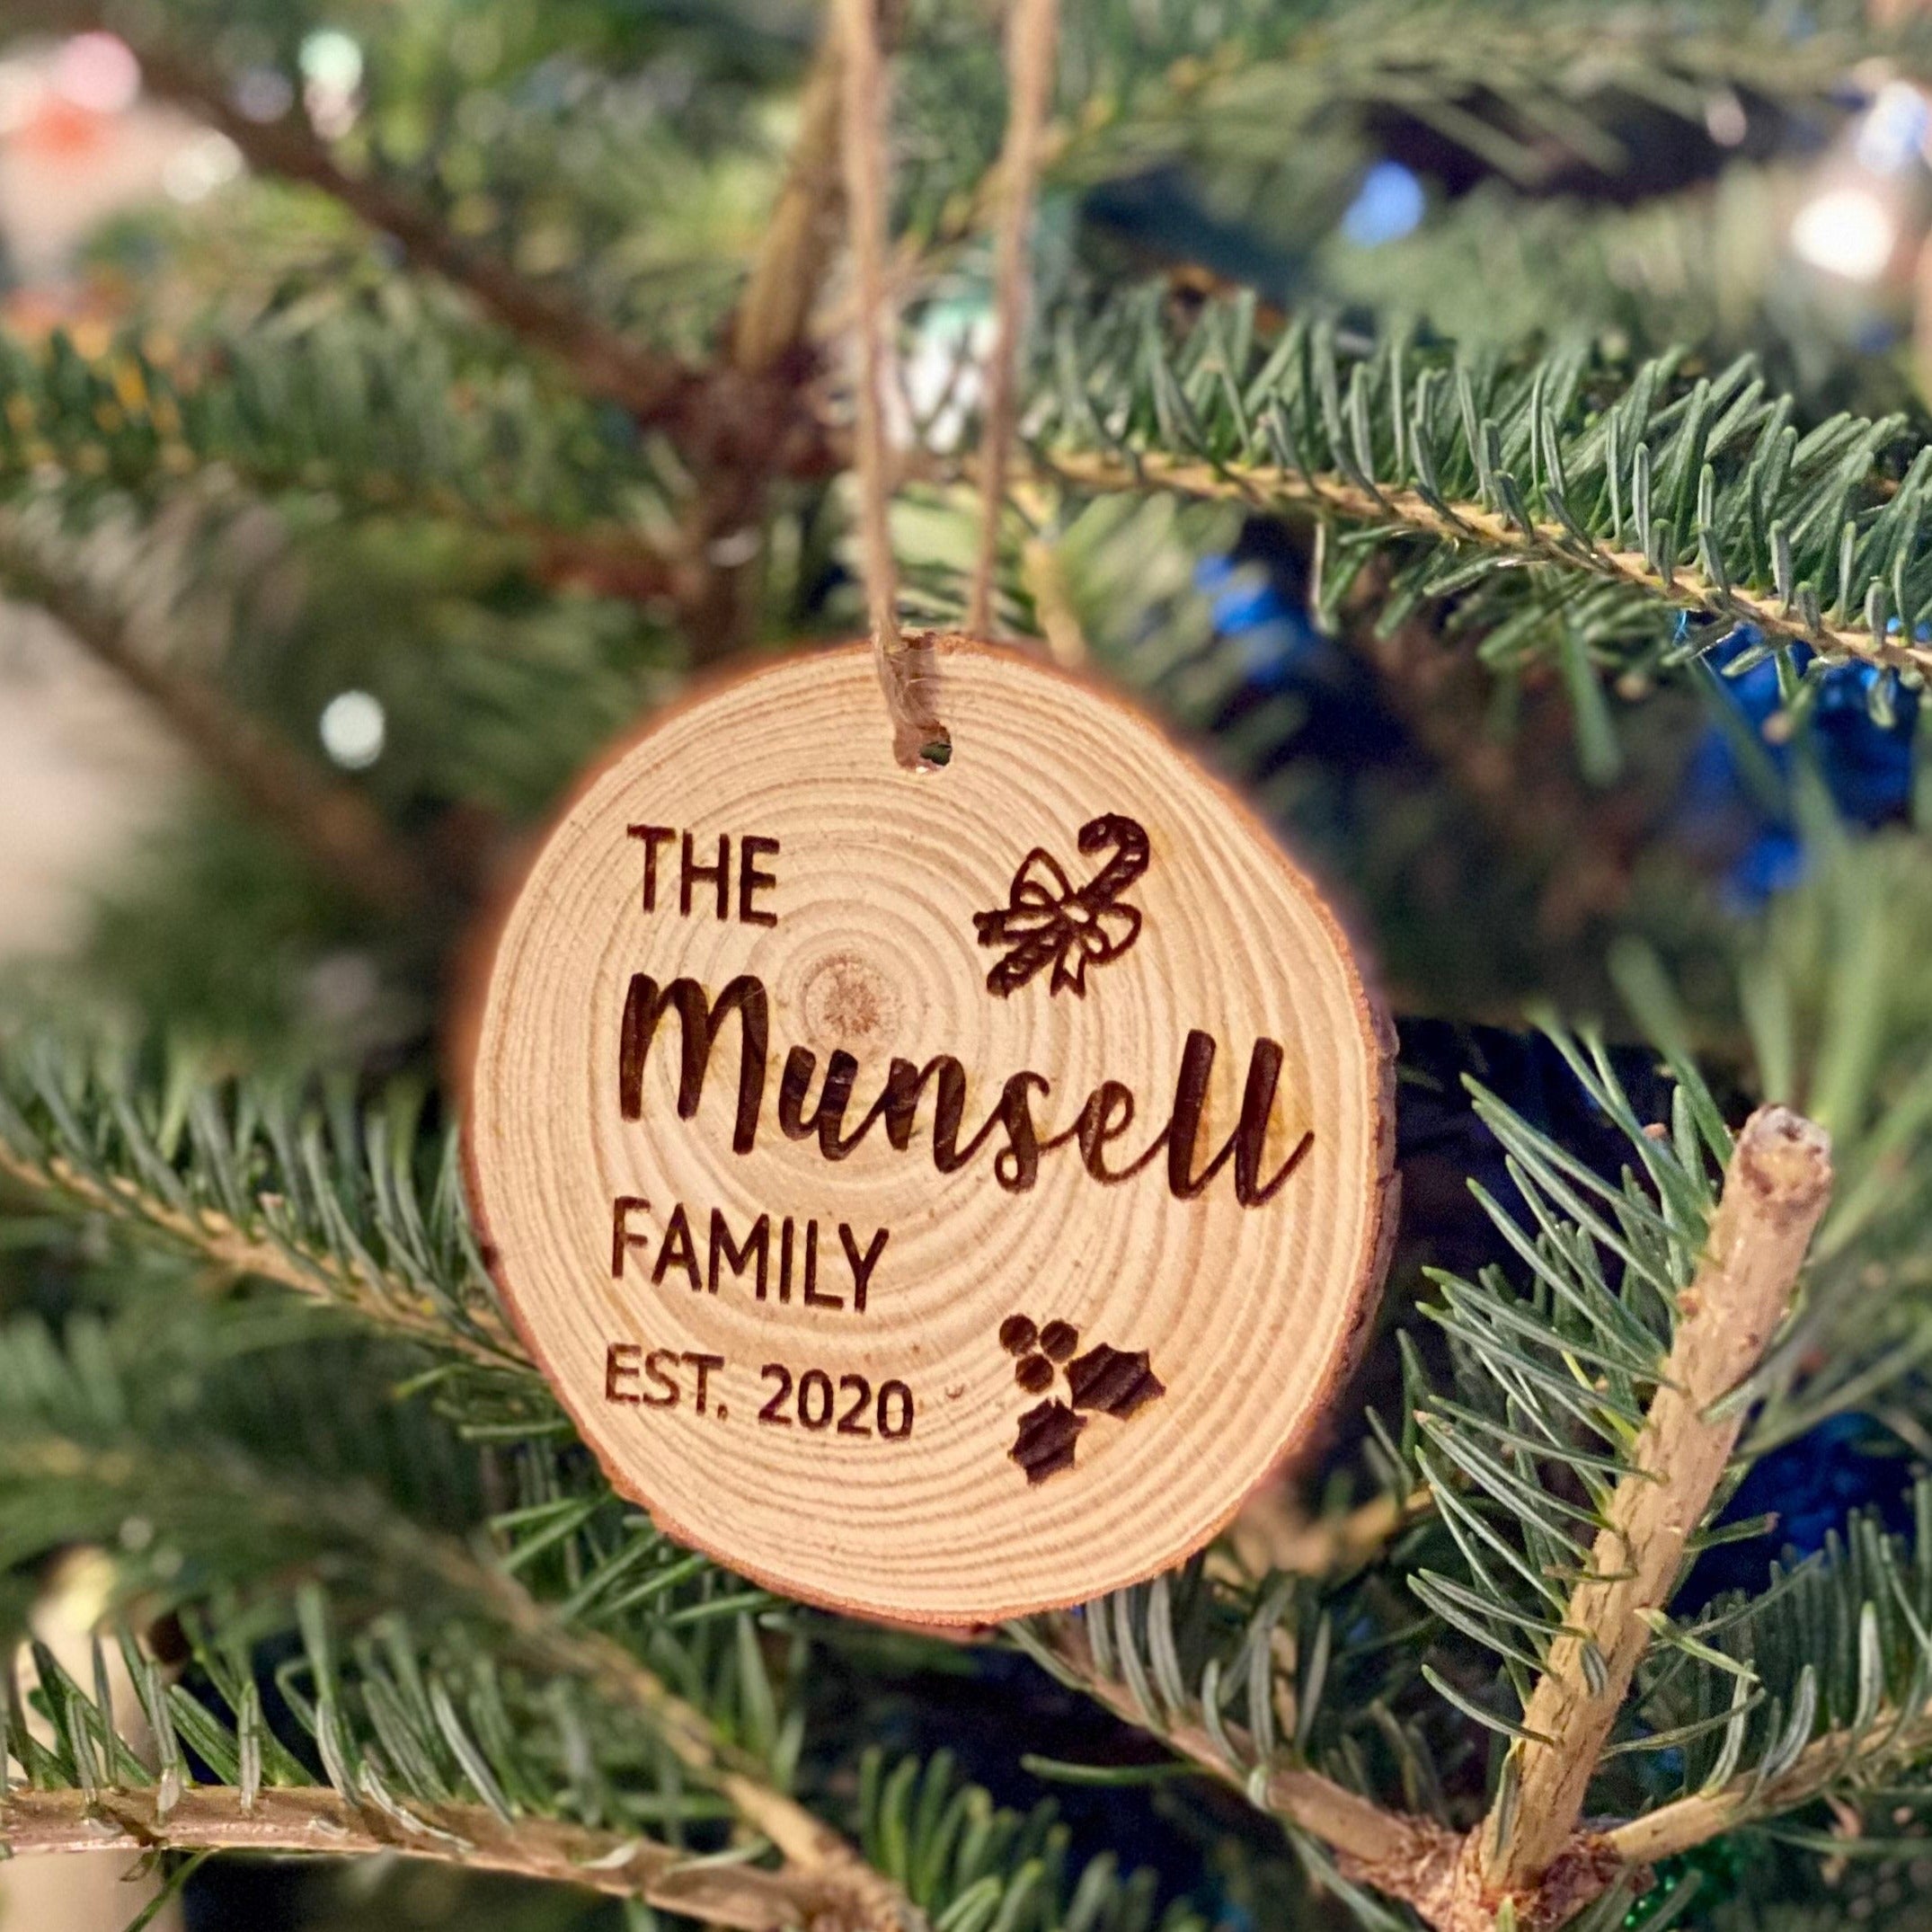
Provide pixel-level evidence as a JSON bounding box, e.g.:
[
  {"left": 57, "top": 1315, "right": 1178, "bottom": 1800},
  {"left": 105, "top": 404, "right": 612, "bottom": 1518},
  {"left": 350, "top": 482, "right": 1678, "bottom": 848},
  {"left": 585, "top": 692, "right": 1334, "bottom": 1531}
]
[{"left": 615, "top": 972, "right": 1315, "bottom": 1208}]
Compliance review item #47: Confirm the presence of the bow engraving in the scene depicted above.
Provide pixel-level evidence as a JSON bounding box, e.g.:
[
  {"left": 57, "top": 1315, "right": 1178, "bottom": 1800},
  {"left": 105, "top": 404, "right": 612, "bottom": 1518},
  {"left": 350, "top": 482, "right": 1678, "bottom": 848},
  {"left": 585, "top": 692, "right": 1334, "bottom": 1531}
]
[{"left": 972, "top": 813, "right": 1150, "bottom": 998}]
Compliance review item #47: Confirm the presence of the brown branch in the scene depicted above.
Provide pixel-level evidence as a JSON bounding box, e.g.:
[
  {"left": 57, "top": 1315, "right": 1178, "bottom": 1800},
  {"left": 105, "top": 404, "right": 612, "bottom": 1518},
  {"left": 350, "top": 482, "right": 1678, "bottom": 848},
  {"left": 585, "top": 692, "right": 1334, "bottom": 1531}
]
[
  {"left": 733, "top": 32, "right": 849, "bottom": 380},
  {"left": 0, "top": 1786, "right": 880, "bottom": 1930},
  {"left": 119, "top": 40, "right": 700, "bottom": 427},
  {"left": 0, "top": 534, "right": 427, "bottom": 914},
  {"left": 677, "top": 19, "right": 853, "bottom": 660},
  {"left": 1467, "top": 1105, "right": 1833, "bottom": 1922}
]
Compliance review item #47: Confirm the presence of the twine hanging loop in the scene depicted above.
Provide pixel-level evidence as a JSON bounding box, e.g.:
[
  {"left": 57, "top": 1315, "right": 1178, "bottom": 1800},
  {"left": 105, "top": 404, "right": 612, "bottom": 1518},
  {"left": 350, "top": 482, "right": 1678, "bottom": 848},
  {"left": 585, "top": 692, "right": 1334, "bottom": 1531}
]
[
  {"left": 968, "top": 0, "right": 1059, "bottom": 640},
  {"left": 837, "top": 0, "right": 1058, "bottom": 764},
  {"left": 835, "top": 0, "right": 947, "bottom": 768}
]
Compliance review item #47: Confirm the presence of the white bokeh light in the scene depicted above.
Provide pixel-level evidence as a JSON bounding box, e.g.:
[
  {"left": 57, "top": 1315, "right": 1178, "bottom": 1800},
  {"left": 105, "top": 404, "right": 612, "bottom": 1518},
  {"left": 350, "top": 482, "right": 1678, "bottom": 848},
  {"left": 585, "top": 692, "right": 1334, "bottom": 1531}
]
[
  {"left": 1791, "top": 186, "right": 1898, "bottom": 282},
  {"left": 164, "top": 130, "right": 244, "bottom": 203},
  {"left": 298, "top": 29, "right": 363, "bottom": 94},
  {"left": 299, "top": 29, "right": 363, "bottom": 136},
  {"left": 319, "top": 690, "right": 386, "bottom": 770}
]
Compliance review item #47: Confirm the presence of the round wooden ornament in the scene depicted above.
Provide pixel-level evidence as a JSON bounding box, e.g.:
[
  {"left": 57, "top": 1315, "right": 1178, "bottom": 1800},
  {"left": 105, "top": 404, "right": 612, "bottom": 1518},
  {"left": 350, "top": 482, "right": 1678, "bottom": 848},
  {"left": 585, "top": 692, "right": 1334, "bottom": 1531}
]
[{"left": 466, "top": 635, "right": 1395, "bottom": 1625}]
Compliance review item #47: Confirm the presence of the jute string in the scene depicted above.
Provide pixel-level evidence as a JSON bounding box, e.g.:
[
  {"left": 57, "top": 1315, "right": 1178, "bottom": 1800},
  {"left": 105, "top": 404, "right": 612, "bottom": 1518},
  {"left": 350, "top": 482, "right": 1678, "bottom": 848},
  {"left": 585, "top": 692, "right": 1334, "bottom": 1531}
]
[
  {"left": 967, "top": 0, "right": 1059, "bottom": 640},
  {"left": 836, "top": 0, "right": 1058, "bottom": 765},
  {"left": 835, "top": 0, "right": 945, "bottom": 767}
]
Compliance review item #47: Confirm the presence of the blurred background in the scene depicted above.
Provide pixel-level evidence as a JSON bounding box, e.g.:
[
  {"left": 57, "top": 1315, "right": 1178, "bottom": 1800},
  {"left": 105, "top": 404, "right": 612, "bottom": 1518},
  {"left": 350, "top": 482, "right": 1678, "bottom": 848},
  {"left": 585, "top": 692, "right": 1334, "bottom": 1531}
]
[{"left": 0, "top": 36, "right": 208, "bottom": 1930}]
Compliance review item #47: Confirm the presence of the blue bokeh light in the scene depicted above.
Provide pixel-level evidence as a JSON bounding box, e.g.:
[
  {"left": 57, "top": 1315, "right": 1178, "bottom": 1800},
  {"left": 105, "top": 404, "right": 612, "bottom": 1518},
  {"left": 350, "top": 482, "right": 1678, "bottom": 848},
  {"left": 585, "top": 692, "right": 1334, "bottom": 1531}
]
[{"left": 1339, "top": 160, "right": 1426, "bottom": 247}]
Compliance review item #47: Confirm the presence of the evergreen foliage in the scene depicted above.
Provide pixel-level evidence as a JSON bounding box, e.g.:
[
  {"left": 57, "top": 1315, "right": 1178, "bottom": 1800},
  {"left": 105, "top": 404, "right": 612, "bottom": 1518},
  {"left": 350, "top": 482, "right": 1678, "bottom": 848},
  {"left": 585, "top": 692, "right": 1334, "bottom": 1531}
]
[{"left": 4, "top": 2, "right": 1932, "bottom": 1929}]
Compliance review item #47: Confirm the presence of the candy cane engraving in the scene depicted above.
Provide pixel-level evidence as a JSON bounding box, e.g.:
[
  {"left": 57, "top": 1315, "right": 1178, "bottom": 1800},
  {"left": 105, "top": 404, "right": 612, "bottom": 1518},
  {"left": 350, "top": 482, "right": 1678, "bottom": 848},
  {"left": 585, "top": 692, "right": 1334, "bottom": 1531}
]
[{"left": 972, "top": 814, "right": 1151, "bottom": 998}]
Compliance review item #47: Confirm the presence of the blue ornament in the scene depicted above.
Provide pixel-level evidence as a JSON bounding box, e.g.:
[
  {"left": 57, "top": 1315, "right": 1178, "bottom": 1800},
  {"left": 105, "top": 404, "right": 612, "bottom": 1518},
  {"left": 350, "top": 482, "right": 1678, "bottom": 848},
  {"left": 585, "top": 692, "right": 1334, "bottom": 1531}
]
[
  {"left": 1677, "top": 1413, "right": 1916, "bottom": 1612},
  {"left": 1674, "top": 619, "right": 1918, "bottom": 907}
]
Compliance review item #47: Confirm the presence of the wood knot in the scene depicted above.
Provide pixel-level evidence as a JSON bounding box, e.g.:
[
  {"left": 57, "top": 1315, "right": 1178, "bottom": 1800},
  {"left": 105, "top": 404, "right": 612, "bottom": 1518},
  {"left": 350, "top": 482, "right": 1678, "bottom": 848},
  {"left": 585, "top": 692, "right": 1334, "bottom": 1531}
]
[
  {"left": 1398, "top": 1829, "right": 1629, "bottom": 1932},
  {"left": 798, "top": 951, "right": 901, "bottom": 1050}
]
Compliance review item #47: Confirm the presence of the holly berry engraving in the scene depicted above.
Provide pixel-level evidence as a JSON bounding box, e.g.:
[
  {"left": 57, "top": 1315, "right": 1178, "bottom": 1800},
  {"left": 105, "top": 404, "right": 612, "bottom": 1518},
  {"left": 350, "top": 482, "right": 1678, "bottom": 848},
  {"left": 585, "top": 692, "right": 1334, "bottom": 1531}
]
[{"left": 998, "top": 1312, "right": 1166, "bottom": 1484}]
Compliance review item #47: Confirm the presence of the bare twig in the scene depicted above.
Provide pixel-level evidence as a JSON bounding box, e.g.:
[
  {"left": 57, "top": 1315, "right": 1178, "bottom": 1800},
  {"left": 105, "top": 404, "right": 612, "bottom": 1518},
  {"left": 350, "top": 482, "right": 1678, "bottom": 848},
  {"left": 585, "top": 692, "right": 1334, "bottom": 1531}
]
[
  {"left": 1469, "top": 1104, "right": 1833, "bottom": 1920},
  {"left": 0, "top": 533, "right": 426, "bottom": 914},
  {"left": 0, "top": 1786, "right": 882, "bottom": 1930}
]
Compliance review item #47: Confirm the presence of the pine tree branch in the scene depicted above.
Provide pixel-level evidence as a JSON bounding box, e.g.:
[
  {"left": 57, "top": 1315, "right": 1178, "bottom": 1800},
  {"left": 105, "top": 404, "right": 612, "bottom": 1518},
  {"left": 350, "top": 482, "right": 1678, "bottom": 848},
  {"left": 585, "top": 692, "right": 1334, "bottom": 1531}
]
[
  {"left": 1028, "top": 1613, "right": 1461, "bottom": 1908},
  {"left": 0, "top": 324, "right": 694, "bottom": 611},
  {"left": 0, "top": 1139, "right": 520, "bottom": 1370},
  {"left": 0, "top": 1041, "right": 526, "bottom": 1370},
  {"left": 0, "top": 527, "right": 427, "bottom": 915},
  {"left": 0, "top": 319, "right": 675, "bottom": 560},
  {"left": 1023, "top": 1097, "right": 1841, "bottom": 1932},
  {"left": 14, "top": 3, "right": 837, "bottom": 496},
  {"left": 1467, "top": 1104, "right": 1834, "bottom": 1920},
  {"left": 1604, "top": 1698, "right": 1932, "bottom": 1866},
  {"left": 466, "top": 1563, "right": 905, "bottom": 1910},
  {"left": 0, "top": 1419, "right": 917, "bottom": 1932},
  {"left": 1039, "top": 449, "right": 1932, "bottom": 679},
  {"left": 900, "top": 0, "right": 1916, "bottom": 266},
  {"left": 439, "top": 1556, "right": 916, "bottom": 1923},
  {"left": 0, "top": 1786, "right": 879, "bottom": 1929}
]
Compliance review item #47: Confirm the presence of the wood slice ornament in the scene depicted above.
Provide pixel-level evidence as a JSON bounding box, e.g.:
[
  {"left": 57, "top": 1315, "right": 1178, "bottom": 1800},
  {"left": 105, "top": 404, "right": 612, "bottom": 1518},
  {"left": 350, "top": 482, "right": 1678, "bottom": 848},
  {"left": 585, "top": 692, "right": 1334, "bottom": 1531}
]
[{"left": 466, "top": 635, "right": 1395, "bottom": 1625}]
